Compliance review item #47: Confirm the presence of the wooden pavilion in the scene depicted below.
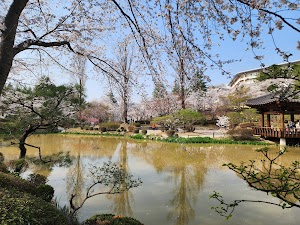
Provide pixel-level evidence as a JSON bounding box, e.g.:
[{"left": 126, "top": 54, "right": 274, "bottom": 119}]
[{"left": 246, "top": 92, "right": 300, "bottom": 145}]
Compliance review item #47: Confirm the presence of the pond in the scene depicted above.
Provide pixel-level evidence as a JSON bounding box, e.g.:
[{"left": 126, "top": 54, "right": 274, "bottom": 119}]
[{"left": 1, "top": 134, "right": 300, "bottom": 225}]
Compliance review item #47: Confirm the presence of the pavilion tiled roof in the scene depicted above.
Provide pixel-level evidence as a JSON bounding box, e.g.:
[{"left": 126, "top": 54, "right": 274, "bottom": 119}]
[{"left": 246, "top": 92, "right": 300, "bottom": 106}]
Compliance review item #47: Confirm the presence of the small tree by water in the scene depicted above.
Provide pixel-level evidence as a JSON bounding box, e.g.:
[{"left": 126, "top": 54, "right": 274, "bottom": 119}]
[
  {"left": 210, "top": 147, "right": 300, "bottom": 219},
  {"left": 1, "top": 77, "right": 80, "bottom": 159},
  {"left": 69, "top": 161, "right": 142, "bottom": 217}
]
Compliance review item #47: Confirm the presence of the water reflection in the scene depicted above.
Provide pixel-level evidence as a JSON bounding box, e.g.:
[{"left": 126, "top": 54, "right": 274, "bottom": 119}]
[
  {"left": 133, "top": 143, "right": 206, "bottom": 225},
  {"left": 167, "top": 167, "right": 196, "bottom": 225},
  {"left": 107, "top": 141, "right": 134, "bottom": 216},
  {"left": 66, "top": 150, "right": 85, "bottom": 210},
  {"left": 1, "top": 134, "right": 300, "bottom": 225}
]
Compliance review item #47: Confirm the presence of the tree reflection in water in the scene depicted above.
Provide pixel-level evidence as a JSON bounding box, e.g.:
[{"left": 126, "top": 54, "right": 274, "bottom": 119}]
[
  {"left": 107, "top": 140, "right": 134, "bottom": 216},
  {"left": 167, "top": 153, "right": 206, "bottom": 225},
  {"left": 66, "top": 151, "right": 85, "bottom": 210},
  {"left": 134, "top": 142, "right": 207, "bottom": 225},
  {"left": 167, "top": 166, "right": 196, "bottom": 225},
  {"left": 211, "top": 147, "right": 300, "bottom": 219},
  {"left": 65, "top": 135, "right": 119, "bottom": 209}
]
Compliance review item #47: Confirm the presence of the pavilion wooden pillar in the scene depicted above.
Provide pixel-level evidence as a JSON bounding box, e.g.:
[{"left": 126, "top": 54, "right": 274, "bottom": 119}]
[
  {"left": 280, "top": 111, "right": 286, "bottom": 147},
  {"left": 280, "top": 112, "right": 285, "bottom": 130},
  {"left": 260, "top": 113, "right": 265, "bottom": 127},
  {"left": 291, "top": 114, "right": 295, "bottom": 122},
  {"left": 267, "top": 114, "right": 271, "bottom": 127}
]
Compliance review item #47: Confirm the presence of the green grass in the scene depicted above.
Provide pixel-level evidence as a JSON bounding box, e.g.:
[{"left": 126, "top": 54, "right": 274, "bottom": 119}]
[
  {"left": 164, "top": 136, "right": 269, "bottom": 145},
  {"left": 130, "top": 134, "right": 269, "bottom": 145},
  {"left": 61, "top": 130, "right": 269, "bottom": 145}
]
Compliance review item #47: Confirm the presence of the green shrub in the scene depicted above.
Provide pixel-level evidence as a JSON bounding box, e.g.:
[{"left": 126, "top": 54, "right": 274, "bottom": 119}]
[
  {"left": 7, "top": 158, "right": 28, "bottom": 173},
  {"left": 0, "top": 172, "right": 52, "bottom": 201},
  {"left": 227, "top": 127, "right": 255, "bottom": 141},
  {"left": 141, "top": 129, "right": 147, "bottom": 135},
  {"left": 84, "top": 125, "right": 89, "bottom": 130},
  {"left": 129, "top": 133, "right": 268, "bottom": 145},
  {"left": 166, "top": 130, "right": 175, "bottom": 137},
  {"left": 0, "top": 187, "right": 68, "bottom": 225},
  {"left": 163, "top": 136, "right": 266, "bottom": 145},
  {"left": 127, "top": 125, "right": 136, "bottom": 132},
  {"left": 131, "top": 134, "right": 144, "bottom": 139},
  {"left": 0, "top": 152, "right": 4, "bottom": 162},
  {"left": 135, "top": 120, "right": 150, "bottom": 124},
  {"left": 133, "top": 123, "right": 141, "bottom": 127},
  {"left": 99, "top": 122, "right": 121, "bottom": 131},
  {"left": 36, "top": 184, "right": 54, "bottom": 202},
  {"left": 27, "top": 173, "right": 47, "bottom": 186},
  {"left": 84, "top": 214, "right": 143, "bottom": 225},
  {"left": 100, "top": 127, "right": 107, "bottom": 132},
  {"left": 0, "top": 163, "right": 9, "bottom": 173}
]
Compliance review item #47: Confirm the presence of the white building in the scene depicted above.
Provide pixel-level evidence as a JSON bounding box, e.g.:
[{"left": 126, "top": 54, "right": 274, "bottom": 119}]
[{"left": 229, "top": 60, "right": 300, "bottom": 89}]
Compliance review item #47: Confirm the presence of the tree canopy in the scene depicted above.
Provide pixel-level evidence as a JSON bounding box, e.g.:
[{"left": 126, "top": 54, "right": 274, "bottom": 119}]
[
  {"left": 0, "top": 0, "right": 299, "bottom": 97},
  {"left": 257, "top": 63, "right": 300, "bottom": 98}
]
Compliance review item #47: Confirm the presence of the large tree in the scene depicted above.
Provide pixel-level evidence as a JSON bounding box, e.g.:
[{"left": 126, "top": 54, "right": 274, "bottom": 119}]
[
  {"left": 0, "top": 0, "right": 150, "bottom": 96},
  {"left": 106, "top": 39, "right": 140, "bottom": 123},
  {"left": 81, "top": 100, "right": 111, "bottom": 123},
  {"left": 1, "top": 77, "right": 80, "bottom": 158},
  {"left": 70, "top": 54, "right": 87, "bottom": 122},
  {"left": 0, "top": 0, "right": 299, "bottom": 97}
]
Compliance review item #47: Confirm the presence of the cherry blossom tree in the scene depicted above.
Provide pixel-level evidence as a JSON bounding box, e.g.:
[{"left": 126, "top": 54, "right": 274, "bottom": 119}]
[
  {"left": 81, "top": 100, "right": 111, "bottom": 124},
  {"left": 187, "top": 85, "right": 231, "bottom": 118},
  {"left": 70, "top": 54, "right": 87, "bottom": 122},
  {"left": 0, "top": 0, "right": 154, "bottom": 96},
  {"left": 106, "top": 39, "right": 141, "bottom": 123},
  {"left": 1, "top": 0, "right": 299, "bottom": 97},
  {"left": 1, "top": 77, "right": 79, "bottom": 158},
  {"left": 216, "top": 116, "right": 230, "bottom": 128}
]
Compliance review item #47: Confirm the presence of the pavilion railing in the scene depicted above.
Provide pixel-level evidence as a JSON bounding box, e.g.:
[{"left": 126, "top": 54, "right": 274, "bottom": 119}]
[{"left": 252, "top": 127, "right": 300, "bottom": 138}]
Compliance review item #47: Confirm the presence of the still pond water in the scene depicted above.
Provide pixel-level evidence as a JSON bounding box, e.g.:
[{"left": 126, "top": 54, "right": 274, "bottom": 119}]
[{"left": 1, "top": 134, "right": 300, "bottom": 225}]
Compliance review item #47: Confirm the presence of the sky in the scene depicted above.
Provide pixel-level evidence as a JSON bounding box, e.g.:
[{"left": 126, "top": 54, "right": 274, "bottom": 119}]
[
  {"left": 6, "top": 1, "right": 299, "bottom": 103},
  {"left": 83, "top": 24, "right": 300, "bottom": 103},
  {"left": 12, "top": 22, "right": 299, "bottom": 104}
]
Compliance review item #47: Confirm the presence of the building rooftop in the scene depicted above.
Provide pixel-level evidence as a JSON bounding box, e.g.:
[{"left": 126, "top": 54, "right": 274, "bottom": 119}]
[{"left": 229, "top": 60, "right": 300, "bottom": 87}]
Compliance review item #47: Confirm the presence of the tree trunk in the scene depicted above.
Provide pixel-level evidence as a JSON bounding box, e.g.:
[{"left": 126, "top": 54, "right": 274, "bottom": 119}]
[
  {"left": 0, "top": 0, "right": 28, "bottom": 95},
  {"left": 123, "top": 97, "right": 128, "bottom": 123},
  {"left": 122, "top": 73, "right": 129, "bottom": 123},
  {"left": 19, "top": 126, "right": 36, "bottom": 159},
  {"left": 179, "top": 58, "right": 186, "bottom": 109}
]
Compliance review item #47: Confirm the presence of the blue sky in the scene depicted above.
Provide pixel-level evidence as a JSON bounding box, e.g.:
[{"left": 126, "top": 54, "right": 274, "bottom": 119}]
[
  {"left": 14, "top": 24, "right": 299, "bottom": 103},
  {"left": 8, "top": 1, "right": 299, "bottom": 103},
  {"left": 83, "top": 23, "right": 300, "bottom": 102}
]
